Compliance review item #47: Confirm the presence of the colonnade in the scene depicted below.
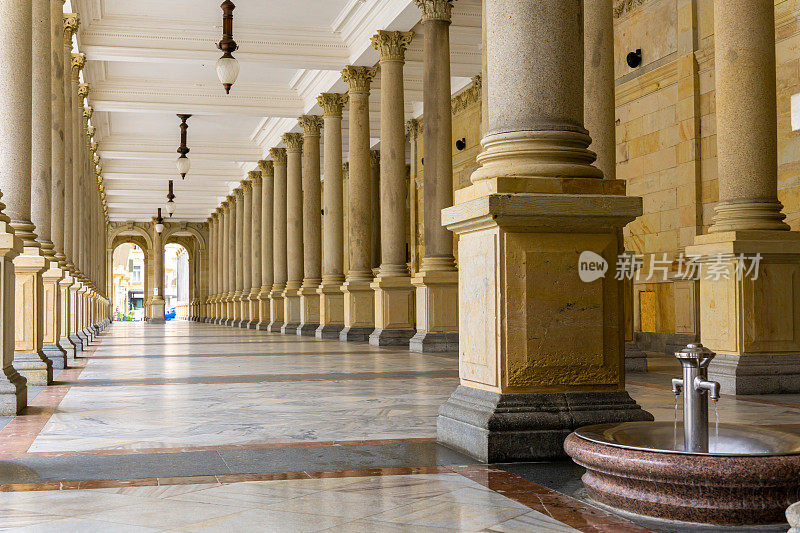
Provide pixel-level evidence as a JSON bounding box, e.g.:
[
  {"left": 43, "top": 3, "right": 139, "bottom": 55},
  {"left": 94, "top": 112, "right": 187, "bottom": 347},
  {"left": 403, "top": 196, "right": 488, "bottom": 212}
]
[
  {"left": 199, "top": 1, "right": 456, "bottom": 351},
  {"left": 0, "top": 2, "right": 110, "bottom": 414}
]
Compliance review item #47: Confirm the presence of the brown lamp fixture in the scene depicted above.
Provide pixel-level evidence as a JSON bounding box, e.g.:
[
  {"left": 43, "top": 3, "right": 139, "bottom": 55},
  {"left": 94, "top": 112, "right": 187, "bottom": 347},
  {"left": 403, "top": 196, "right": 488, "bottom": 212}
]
[
  {"left": 154, "top": 208, "right": 165, "bottom": 234},
  {"left": 176, "top": 114, "right": 191, "bottom": 179},
  {"left": 166, "top": 180, "right": 176, "bottom": 217},
  {"left": 216, "top": 0, "right": 239, "bottom": 94}
]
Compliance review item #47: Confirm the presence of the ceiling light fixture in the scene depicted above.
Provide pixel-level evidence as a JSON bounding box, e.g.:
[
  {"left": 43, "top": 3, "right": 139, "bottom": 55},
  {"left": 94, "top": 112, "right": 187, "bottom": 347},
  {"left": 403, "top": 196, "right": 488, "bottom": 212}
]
[
  {"left": 166, "top": 180, "right": 176, "bottom": 217},
  {"left": 176, "top": 114, "right": 191, "bottom": 179},
  {"left": 216, "top": 0, "right": 239, "bottom": 94},
  {"left": 155, "top": 208, "right": 165, "bottom": 234}
]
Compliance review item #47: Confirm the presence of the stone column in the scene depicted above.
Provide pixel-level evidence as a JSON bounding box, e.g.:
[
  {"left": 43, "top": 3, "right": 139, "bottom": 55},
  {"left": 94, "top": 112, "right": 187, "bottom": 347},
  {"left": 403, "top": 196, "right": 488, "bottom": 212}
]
[
  {"left": 246, "top": 170, "right": 262, "bottom": 329},
  {"left": 370, "top": 150, "right": 381, "bottom": 272},
  {"left": 436, "top": 0, "right": 652, "bottom": 462},
  {"left": 257, "top": 160, "right": 273, "bottom": 330},
  {"left": 297, "top": 116, "right": 323, "bottom": 336},
  {"left": 370, "top": 30, "right": 416, "bottom": 346},
  {"left": 225, "top": 195, "right": 236, "bottom": 326},
  {"left": 268, "top": 148, "right": 287, "bottom": 331},
  {"left": 281, "top": 133, "right": 303, "bottom": 334},
  {"left": 238, "top": 179, "right": 252, "bottom": 328},
  {"left": 584, "top": 0, "right": 615, "bottom": 181},
  {"left": 686, "top": 0, "right": 800, "bottom": 394},
  {"left": 206, "top": 214, "right": 215, "bottom": 323},
  {"left": 410, "top": 0, "right": 458, "bottom": 353},
  {"left": 231, "top": 187, "right": 244, "bottom": 327},
  {"left": 217, "top": 204, "right": 228, "bottom": 324},
  {"left": 1, "top": 0, "right": 52, "bottom": 385},
  {"left": 340, "top": 66, "right": 377, "bottom": 341},
  {"left": 58, "top": 13, "right": 78, "bottom": 360},
  {"left": 315, "top": 93, "right": 347, "bottom": 339},
  {"left": 149, "top": 221, "right": 166, "bottom": 323},
  {"left": 67, "top": 53, "right": 85, "bottom": 352}
]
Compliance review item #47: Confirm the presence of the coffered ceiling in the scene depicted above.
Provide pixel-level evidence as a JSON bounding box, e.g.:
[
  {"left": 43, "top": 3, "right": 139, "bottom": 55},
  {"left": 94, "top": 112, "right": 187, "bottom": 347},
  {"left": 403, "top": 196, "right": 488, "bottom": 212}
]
[{"left": 72, "top": 0, "right": 482, "bottom": 222}]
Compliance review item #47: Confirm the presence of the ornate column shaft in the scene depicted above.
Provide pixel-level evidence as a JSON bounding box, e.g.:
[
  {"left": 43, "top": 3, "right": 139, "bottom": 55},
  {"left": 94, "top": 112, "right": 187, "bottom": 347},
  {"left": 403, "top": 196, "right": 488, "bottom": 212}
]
[
  {"left": 281, "top": 133, "right": 303, "bottom": 334},
  {"left": 410, "top": 0, "right": 459, "bottom": 352},
  {"left": 686, "top": 0, "right": 800, "bottom": 394},
  {"left": 247, "top": 170, "right": 262, "bottom": 329},
  {"left": 315, "top": 94, "right": 347, "bottom": 339},
  {"left": 340, "top": 65, "right": 377, "bottom": 341},
  {"left": 238, "top": 179, "right": 252, "bottom": 328},
  {"left": 269, "top": 149, "right": 288, "bottom": 331},
  {"left": 298, "top": 116, "right": 323, "bottom": 336},
  {"left": 435, "top": 0, "right": 651, "bottom": 462},
  {"left": 370, "top": 30, "right": 416, "bottom": 346},
  {"left": 232, "top": 187, "right": 244, "bottom": 327},
  {"left": 257, "top": 160, "right": 274, "bottom": 330}
]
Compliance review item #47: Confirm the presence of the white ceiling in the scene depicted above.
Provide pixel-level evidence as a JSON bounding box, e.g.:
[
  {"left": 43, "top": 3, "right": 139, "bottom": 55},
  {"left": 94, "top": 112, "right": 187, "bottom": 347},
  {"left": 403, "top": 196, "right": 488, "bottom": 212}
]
[{"left": 73, "top": 0, "right": 482, "bottom": 222}]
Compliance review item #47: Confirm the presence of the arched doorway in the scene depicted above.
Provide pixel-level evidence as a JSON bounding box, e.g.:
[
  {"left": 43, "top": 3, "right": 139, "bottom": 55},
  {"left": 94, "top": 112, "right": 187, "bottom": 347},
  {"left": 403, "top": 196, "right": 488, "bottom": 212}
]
[
  {"left": 111, "top": 243, "right": 148, "bottom": 321},
  {"left": 164, "top": 243, "right": 189, "bottom": 319}
]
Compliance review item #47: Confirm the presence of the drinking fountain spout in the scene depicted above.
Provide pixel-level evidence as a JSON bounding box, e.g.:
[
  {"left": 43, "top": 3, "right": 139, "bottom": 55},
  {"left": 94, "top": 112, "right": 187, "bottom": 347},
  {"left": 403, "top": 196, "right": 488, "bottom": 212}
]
[{"left": 672, "top": 343, "right": 721, "bottom": 452}]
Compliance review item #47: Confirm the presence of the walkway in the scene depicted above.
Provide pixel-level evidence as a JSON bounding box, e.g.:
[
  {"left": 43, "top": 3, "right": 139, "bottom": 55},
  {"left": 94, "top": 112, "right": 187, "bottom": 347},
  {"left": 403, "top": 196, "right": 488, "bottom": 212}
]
[{"left": 0, "top": 322, "right": 797, "bottom": 531}]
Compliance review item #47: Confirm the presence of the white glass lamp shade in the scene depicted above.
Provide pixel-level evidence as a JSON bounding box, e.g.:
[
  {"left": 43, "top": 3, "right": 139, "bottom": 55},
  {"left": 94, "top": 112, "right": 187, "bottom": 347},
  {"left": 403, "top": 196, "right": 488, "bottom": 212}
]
[
  {"left": 166, "top": 200, "right": 176, "bottom": 217},
  {"left": 216, "top": 56, "right": 240, "bottom": 93},
  {"left": 155, "top": 222, "right": 165, "bottom": 234},
  {"left": 176, "top": 156, "right": 190, "bottom": 177}
]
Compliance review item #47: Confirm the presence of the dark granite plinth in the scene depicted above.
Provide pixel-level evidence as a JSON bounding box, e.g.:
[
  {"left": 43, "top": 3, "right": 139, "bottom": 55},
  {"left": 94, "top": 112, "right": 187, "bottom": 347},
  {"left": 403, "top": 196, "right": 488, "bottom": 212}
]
[
  {"left": 297, "top": 324, "right": 319, "bottom": 337},
  {"left": 624, "top": 342, "right": 647, "bottom": 372},
  {"left": 565, "top": 431, "right": 800, "bottom": 526},
  {"left": 369, "top": 329, "right": 415, "bottom": 346},
  {"left": 43, "top": 345, "right": 67, "bottom": 370},
  {"left": 68, "top": 334, "right": 84, "bottom": 352},
  {"left": 280, "top": 322, "right": 300, "bottom": 335},
  {"left": 268, "top": 322, "right": 282, "bottom": 332},
  {"left": 316, "top": 324, "right": 344, "bottom": 339},
  {"left": 409, "top": 332, "right": 458, "bottom": 353},
  {"left": 339, "top": 327, "right": 373, "bottom": 342},
  {"left": 436, "top": 386, "right": 652, "bottom": 462},
  {"left": 709, "top": 353, "right": 800, "bottom": 394}
]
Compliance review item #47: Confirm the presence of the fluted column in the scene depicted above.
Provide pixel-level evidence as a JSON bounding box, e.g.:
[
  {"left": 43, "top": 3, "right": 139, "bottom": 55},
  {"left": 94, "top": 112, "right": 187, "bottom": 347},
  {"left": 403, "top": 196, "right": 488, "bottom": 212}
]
[
  {"left": 231, "top": 187, "right": 244, "bottom": 327},
  {"left": 256, "top": 160, "right": 273, "bottom": 330},
  {"left": 246, "top": 170, "right": 262, "bottom": 329},
  {"left": 268, "top": 148, "right": 287, "bottom": 331},
  {"left": 238, "top": 179, "right": 252, "bottom": 328},
  {"left": 281, "top": 133, "right": 303, "bottom": 334},
  {"left": 297, "top": 116, "right": 323, "bottom": 336},
  {"left": 58, "top": 13, "right": 78, "bottom": 360},
  {"left": 149, "top": 221, "right": 166, "bottom": 323},
  {"left": 315, "top": 94, "right": 347, "bottom": 339},
  {"left": 410, "top": 0, "right": 458, "bottom": 353},
  {"left": 436, "top": 0, "right": 651, "bottom": 461},
  {"left": 225, "top": 195, "right": 236, "bottom": 326},
  {"left": 340, "top": 66, "right": 377, "bottom": 342},
  {"left": 369, "top": 30, "right": 416, "bottom": 346}
]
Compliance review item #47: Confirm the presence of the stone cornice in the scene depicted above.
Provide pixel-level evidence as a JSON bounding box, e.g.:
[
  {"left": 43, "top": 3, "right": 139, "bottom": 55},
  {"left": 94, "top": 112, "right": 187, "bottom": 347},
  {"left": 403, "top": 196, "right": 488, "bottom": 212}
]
[
  {"left": 371, "top": 30, "right": 414, "bottom": 62},
  {"left": 414, "top": 0, "right": 454, "bottom": 22},
  {"left": 282, "top": 132, "right": 303, "bottom": 152},
  {"left": 341, "top": 65, "right": 377, "bottom": 94},
  {"left": 258, "top": 159, "right": 274, "bottom": 176},
  {"left": 451, "top": 75, "right": 481, "bottom": 114},
  {"left": 269, "top": 147, "right": 287, "bottom": 164},
  {"left": 613, "top": 0, "right": 650, "bottom": 19},
  {"left": 298, "top": 115, "right": 323, "bottom": 136},
  {"left": 317, "top": 93, "right": 348, "bottom": 117}
]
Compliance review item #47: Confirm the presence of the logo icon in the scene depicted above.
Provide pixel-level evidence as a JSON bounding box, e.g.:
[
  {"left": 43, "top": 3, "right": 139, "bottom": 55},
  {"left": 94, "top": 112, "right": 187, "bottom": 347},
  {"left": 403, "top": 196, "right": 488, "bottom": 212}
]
[{"left": 578, "top": 251, "right": 608, "bottom": 282}]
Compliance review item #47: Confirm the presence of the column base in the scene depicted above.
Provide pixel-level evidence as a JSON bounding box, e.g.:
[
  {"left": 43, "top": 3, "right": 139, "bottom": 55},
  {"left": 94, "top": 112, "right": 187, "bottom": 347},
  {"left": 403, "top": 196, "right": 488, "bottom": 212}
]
[
  {"left": 437, "top": 385, "right": 653, "bottom": 462},
  {"left": 59, "top": 337, "right": 76, "bottom": 362},
  {"left": 69, "top": 334, "right": 84, "bottom": 353},
  {"left": 0, "top": 368, "right": 26, "bottom": 415},
  {"left": 298, "top": 283, "right": 321, "bottom": 337},
  {"left": 625, "top": 342, "right": 648, "bottom": 372},
  {"left": 369, "top": 328, "right": 415, "bottom": 346},
  {"left": 14, "top": 353, "right": 53, "bottom": 386},
  {"left": 282, "top": 285, "right": 301, "bottom": 334},
  {"left": 339, "top": 326, "right": 374, "bottom": 342},
  {"left": 148, "top": 318, "right": 166, "bottom": 324},
  {"left": 708, "top": 353, "right": 800, "bottom": 395},
  {"left": 297, "top": 323, "right": 319, "bottom": 337},
  {"left": 43, "top": 344, "right": 67, "bottom": 370},
  {"left": 409, "top": 331, "right": 458, "bottom": 353},
  {"left": 316, "top": 324, "right": 345, "bottom": 339}
]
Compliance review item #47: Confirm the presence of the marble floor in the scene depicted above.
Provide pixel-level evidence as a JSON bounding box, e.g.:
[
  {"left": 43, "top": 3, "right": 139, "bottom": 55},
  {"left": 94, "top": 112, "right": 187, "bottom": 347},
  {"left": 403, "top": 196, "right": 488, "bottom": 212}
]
[{"left": 0, "top": 321, "right": 796, "bottom": 532}]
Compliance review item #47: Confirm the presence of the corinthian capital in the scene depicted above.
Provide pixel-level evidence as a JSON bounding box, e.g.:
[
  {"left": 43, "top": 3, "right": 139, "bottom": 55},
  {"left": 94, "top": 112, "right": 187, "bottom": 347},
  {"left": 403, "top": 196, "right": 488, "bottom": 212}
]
[
  {"left": 269, "top": 147, "right": 287, "bottom": 164},
  {"left": 371, "top": 30, "right": 414, "bottom": 62},
  {"left": 341, "top": 65, "right": 378, "bottom": 95},
  {"left": 317, "top": 93, "right": 348, "bottom": 118},
  {"left": 405, "top": 118, "right": 422, "bottom": 140},
  {"left": 258, "top": 159, "right": 274, "bottom": 176},
  {"left": 298, "top": 115, "right": 323, "bottom": 136},
  {"left": 83, "top": 105, "right": 93, "bottom": 121},
  {"left": 248, "top": 170, "right": 262, "bottom": 186},
  {"left": 63, "top": 14, "right": 79, "bottom": 47},
  {"left": 71, "top": 52, "right": 86, "bottom": 81},
  {"left": 234, "top": 187, "right": 244, "bottom": 200},
  {"left": 414, "top": 0, "right": 454, "bottom": 22},
  {"left": 282, "top": 132, "right": 303, "bottom": 152},
  {"left": 241, "top": 177, "right": 253, "bottom": 192}
]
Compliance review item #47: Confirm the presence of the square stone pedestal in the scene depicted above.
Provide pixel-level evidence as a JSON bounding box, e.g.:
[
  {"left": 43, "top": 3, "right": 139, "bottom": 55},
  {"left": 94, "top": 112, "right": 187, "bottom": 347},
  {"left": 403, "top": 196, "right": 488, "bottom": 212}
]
[
  {"left": 409, "top": 270, "right": 458, "bottom": 352},
  {"left": 298, "top": 284, "right": 320, "bottom": 336},
  {"left": 369, "top": 275, "right": 415, "bottom": 346},
  {"left": 340, "top": 278, "right": 374, "bottom": 342},
  {"left": 256, "top": 287, "right": 271, "bottom": 330},
  {"left": 316, "top": 280, "right": 345, "bottom": 339},
  {"left": 58, "top": 272, "right": 76, "bottom": 361},
  {"left": 13, "top": 248, "right": 52, "bottom": 386},
  {"left": 42, "top": 261, "right": 66, "bottom": 369},
  {"left": 436, "top": 191, "right": 652, "bottom": 461},
  {"left": 231, "top": 291, "right": 244, "bottom": 328},
  {"left": 0, "top": 224, "right": 26, "bottom": 414},
  {"left": 281, "top": 284, "right": 301, "bottom": 334},
  {"left": 149, "top": 296, "right": 166, "bottom": 324},
  {"left": 246, "top": 289, "right": 260, "bottom": 329},
  {"left": 686, "top": 230, "right": 800, "bottom": 394},
  {"left": 268, "top": 288, "right": 285, "bottom": 332}
]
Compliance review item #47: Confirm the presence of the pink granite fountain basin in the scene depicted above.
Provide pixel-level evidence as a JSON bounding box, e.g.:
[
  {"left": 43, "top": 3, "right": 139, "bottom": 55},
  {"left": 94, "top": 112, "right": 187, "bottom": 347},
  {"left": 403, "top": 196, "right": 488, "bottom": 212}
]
[{"left": 564, "top": 421, "right": 800, "bottom": 526}]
